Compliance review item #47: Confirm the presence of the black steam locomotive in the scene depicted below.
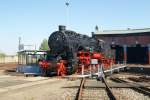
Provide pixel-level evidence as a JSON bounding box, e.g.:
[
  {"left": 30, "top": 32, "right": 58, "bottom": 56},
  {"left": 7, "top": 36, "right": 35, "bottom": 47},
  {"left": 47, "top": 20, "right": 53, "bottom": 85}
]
[{"left": 46, "top": 25, "right": 103, "bottom": 74}]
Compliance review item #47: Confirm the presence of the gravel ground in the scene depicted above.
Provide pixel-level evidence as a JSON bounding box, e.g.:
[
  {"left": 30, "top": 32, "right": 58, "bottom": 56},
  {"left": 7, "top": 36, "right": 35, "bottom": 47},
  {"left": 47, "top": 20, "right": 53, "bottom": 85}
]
[
  {"left": 0, "top": 68, "right": 149, "bottom": 100},
  {"left": 62, "top": 79, "right": 80, "bottom": 100},
  {"left": 81, "top": 88, "right": 108, "bottom": 100},
  {"left": 112, "top": 88, "right": 150, "bottom": 100},
  {"left": 109, "top": 73, "right": 150, "bottom": 100},
  {"left": 0, "top": 63, "right": 17, "bottom": 70}
]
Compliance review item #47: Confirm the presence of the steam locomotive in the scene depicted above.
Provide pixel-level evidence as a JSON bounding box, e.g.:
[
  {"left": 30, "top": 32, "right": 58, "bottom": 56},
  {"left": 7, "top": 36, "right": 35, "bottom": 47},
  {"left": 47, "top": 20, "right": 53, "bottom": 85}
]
[{"left": 39, "top": 25, "right": 109, "bottom": 76}]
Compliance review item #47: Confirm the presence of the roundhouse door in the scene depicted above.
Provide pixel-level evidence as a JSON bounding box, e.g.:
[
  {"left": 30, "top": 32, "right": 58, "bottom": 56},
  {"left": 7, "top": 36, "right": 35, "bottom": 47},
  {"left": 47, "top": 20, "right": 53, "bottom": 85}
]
[
  {"left": 127, "top": 46, "right": 148, "bottom": 64},
  {"left": 115, "top": 46, "right": 124, "bottom": 64}
]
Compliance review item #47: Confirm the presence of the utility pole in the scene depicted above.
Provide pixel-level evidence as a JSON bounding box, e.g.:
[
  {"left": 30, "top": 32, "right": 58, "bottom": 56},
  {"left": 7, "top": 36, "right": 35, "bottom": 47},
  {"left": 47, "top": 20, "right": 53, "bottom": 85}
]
[
  {"left": 65, "top": 0, "right": 70, "bottom": 28},
  {"left": 18, "top": 37, "right": 21, "bottom": 51}
]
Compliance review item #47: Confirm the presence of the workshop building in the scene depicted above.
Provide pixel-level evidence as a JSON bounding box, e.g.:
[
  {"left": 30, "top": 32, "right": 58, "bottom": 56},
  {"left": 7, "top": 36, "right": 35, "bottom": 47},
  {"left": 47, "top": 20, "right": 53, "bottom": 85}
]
[{"left": 94, "top": 28, "right": 150, "bottom": 64}]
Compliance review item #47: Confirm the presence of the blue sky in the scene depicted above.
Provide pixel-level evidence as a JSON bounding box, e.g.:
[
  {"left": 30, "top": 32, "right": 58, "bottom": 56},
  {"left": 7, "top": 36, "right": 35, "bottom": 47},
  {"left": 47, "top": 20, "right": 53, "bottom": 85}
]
[{"left": 0, "top": 0, "right": 150, "bottom": 55}]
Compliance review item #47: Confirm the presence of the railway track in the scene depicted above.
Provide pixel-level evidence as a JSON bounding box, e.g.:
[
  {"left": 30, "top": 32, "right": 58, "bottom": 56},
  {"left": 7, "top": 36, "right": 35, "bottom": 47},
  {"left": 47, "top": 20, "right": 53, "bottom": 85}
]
[
  {"left": 75, "top": 77, "right": 117, "bottom": 100},
  {"left": 110, "top": 77, "right": 150, "bottom": 97},
  {"left": 102, "top": 77, "right": 117, "bottom": 100},
  {"left": 68, "top": 72, "right": 150, "bottom": 100},
  {"left": 128, "top": 76, "right": 150, "bottom": 82}
]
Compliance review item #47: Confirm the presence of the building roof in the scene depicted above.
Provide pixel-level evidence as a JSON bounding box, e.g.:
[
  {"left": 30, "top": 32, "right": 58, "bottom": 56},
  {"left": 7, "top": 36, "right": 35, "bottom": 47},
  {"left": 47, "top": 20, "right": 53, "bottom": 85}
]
[
  {"left": 18, "top": 50, "right": 48, "bottom": 55},
  {"left": 95, "top": 28, "right": 150, "bottom": 35}
]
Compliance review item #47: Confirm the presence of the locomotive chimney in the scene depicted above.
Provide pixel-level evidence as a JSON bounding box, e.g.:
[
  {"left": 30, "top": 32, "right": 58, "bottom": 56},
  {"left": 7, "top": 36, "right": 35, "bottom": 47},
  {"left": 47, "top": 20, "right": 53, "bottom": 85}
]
[{"left": 59, "top": 25, "right": 66, "bottom": 32}]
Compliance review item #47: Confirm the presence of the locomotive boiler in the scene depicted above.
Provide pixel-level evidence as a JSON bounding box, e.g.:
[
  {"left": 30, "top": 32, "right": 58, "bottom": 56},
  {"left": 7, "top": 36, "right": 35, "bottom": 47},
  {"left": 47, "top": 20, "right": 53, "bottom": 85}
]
[{"left": 39, "top": 25, "right": 107, "bottom": 76}]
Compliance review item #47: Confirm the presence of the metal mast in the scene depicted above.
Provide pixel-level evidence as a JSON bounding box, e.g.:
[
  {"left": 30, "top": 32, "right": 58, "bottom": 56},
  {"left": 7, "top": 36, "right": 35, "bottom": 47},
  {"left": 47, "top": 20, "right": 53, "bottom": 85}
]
[
  {"left": 65, "top": 0, "right": 70, "bottom": 28},
  {"left": 18, "top": 37, "right": 21, "bottom": 51}
]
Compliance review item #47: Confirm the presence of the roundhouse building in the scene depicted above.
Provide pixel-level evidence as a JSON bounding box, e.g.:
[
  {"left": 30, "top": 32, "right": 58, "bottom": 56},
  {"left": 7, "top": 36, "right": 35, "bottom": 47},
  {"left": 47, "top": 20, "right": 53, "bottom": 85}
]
[{"left": 93, "top": 28, "right": 150, "bottom": 64}]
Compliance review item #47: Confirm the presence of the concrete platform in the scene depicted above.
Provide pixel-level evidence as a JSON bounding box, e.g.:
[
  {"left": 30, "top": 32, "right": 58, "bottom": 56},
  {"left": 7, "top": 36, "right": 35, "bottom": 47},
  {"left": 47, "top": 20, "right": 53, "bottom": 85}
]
[
  {"left": 0, "top": 75, "right": 52, "bottom": 93},
  {"left": 0, "top": 75, "right": 79, "bottom": 100}
]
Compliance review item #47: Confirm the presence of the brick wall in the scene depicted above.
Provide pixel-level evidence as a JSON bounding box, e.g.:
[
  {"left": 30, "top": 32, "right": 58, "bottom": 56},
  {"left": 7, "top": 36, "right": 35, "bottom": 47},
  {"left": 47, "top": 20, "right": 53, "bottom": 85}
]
[{"left": 95, "top": 34, "right": 150, "bottom": 46}]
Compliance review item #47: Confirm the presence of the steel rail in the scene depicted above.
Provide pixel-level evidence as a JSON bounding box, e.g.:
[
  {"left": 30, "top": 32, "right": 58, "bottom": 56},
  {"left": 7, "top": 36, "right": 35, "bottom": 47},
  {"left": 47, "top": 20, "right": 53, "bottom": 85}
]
[
  {"left": 75, "top": 78, "right": 85, "bottom": 100},
  {"left": 102, "top": 77, "right": 117, "bottom": 100}
]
